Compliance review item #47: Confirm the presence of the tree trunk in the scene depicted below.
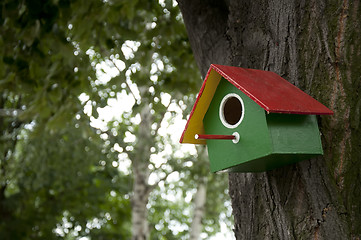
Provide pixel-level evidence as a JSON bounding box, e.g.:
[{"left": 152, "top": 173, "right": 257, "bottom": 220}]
[
  {"left": 131, "top": 160, "right": 150, "bottom": 240},
  {"left": 131, "top": 99, "right": 152, "bottom": 240},
  {"left": 178, "top": 0, "right": 361, "bottom": 239},
  {"left": 190, "top": 176, "right": 207, "bottom": 240}
]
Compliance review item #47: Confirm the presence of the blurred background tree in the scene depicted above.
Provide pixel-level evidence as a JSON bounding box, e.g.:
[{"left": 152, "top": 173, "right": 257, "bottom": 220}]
[{"left": 0, "top": 0, "right": 232, "bottom": 239}]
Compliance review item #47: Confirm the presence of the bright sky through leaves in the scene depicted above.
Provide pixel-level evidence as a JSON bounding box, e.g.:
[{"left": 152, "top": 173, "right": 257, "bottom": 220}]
[{"left": 89, "top": 59, "right": 234, "bottom": 239}]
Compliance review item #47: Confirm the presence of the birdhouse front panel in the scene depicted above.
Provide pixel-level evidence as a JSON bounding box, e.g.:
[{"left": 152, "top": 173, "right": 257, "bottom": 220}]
[{"left": 203, "top": 78, "right": 273, "bottom": 172}]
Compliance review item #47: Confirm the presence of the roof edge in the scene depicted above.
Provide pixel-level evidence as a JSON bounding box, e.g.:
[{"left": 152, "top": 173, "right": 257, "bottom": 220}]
[{"left": 210, "top": 64, "right": 334, "bottom": 115}]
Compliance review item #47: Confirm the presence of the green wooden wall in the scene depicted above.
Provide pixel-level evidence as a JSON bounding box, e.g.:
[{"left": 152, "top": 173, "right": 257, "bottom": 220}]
[
  {"left": 204, "top": 78, "right": 323, "bottom": 172},
  {"left": 204, "top": 78, "right": 272, "bottom": 172}
]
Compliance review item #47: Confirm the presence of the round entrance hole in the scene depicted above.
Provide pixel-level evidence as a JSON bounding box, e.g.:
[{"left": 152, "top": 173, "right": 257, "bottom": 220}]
[{"left": 219, "top": 93, "right": 244, "bottom": 129}]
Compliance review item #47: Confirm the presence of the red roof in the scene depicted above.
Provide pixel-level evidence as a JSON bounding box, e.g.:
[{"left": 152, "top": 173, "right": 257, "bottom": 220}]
[
  {"left": 179, "top": 64, "right": 333, "bottom": 144},
  {"left": 211, "top": 64, "right": 333, "bottom": 115}
]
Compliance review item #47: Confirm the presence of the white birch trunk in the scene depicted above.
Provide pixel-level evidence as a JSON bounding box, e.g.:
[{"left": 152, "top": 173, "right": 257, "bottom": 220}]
[
  {"left": 190, "top": 176, "right": 207, "bottom": 240},
  {"left": 131, "top": 100, "right": 152, "bottom": 240},
  {"left": 132, "top": 169, "right": 149, "bottom": 240},
  {"left": 131, "top": 163, "right": 150, "bottom": 240}
]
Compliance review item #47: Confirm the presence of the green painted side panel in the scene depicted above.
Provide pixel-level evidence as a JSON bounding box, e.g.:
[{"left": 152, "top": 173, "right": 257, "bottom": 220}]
[
  {"left": 266, "top": 114, "right": 323, "bottom": 154},
  {"left": 203, "top": 78, "right": 273, "bottom": 172}
]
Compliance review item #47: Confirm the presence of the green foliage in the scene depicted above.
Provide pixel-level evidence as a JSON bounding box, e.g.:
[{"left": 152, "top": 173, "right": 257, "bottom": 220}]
[
  {"left": 0, "top": 115, "right": 130, "bottom": 239},
  {"left": 1, "top": 0, "right": 95, "bottom": 127},
  {"left": 0, "top": 0, "right": 231, "bottom": 239}
]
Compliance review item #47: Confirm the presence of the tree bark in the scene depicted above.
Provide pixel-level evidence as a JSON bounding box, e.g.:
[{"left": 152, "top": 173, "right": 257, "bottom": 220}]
[
  {"left": 190, "top": 146, "right": 209, "bottom": 240},
  {"left": 178, "top": 0, "right": 361, "bottom": 238},
  {"left": 131, "top": 98, "right": 152, "bottom": 240},
  {"left": 190, "top": 176, "right": 207, "bottom": 240}
]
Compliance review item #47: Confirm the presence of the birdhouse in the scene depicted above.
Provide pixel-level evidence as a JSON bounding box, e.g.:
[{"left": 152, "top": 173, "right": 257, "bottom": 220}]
[{"left": 180, "top": 64, "right": 333, "bottom": 172}]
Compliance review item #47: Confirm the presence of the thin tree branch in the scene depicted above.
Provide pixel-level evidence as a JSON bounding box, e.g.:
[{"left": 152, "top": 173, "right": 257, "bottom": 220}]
[
  {"left": 109, "top": 58, "right": 140, "bottom": 102},
  {"left": 154, "top": 99, "right": 172, "bottom": 136}
]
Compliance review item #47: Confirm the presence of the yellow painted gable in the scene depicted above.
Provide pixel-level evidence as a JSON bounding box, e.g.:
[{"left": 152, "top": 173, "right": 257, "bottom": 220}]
[{"left": 180, "top": 69, "right": 222, "bottom": 144}]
